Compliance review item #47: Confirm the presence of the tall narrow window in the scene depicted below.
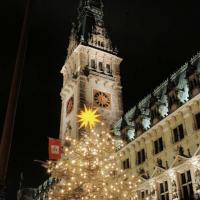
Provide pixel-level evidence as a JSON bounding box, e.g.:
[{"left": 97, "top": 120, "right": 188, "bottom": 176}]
[
  {"left": 122, "top": 158, "right": 130, "bottom": 170},
  {"left": 154, "top": 137, "right": 164, "bottom": 154},
  {"left": 91, "top": 59, "right": 96, "bottom": 69},
  {"left": 140, "top": 190, "right": 149, "bottom": 200},
  {"left": 106, "top": 64, "right": 111, "bottom": 74},
  {"left": 173, "top": 124, "right": 184, "bottom": 143},
  {"left": 195, "top": 112, "right": 200, "bottom": 129},
  {"left": 180, "top": 170, "right": 194, "bottom": 199},
  {"left": 98, "top": 62, "right": 103, "bottom": 71},
  {"left": 159, "top": 181, "right": 169, "bottom": 200},
  {"left": 137, "top": 149, "right": 146, "bottom": 165}
]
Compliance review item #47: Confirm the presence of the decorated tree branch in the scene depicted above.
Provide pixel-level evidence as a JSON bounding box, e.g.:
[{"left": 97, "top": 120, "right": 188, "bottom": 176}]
[{"left": 45, "top": 107, "right": 139, "bottom": 200}]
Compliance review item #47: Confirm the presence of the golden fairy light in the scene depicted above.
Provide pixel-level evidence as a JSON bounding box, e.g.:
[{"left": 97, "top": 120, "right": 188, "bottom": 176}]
[
  {"left": 78, "top": 105, "right": 100, "bottom": 129},
  {"left": 45, "top": 116, "right": 139, "bottom": 200}
]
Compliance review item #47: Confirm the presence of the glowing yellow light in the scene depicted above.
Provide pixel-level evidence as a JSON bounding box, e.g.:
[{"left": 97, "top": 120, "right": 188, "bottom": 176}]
[{"left": 78, "top": 105, "right": 100, "bottom": 129}]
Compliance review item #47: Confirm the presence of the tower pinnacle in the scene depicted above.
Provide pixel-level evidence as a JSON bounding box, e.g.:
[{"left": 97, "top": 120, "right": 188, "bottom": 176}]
[
  {"left": 79, "top": 0, "right": 104, "bottom": 12},
  {"left": 67, "top": 0, "right": 116, "bottom": 57}
]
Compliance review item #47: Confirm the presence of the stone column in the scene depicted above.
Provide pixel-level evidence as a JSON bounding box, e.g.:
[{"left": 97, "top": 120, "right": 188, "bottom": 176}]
[{"left": 168, "top": 170, "right": 180, "bottom": 200}]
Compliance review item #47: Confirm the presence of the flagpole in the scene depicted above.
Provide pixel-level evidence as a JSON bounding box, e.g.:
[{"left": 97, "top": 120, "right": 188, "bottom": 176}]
[{"left": 0, "top": 0, "right": 31, "bottom": 199}]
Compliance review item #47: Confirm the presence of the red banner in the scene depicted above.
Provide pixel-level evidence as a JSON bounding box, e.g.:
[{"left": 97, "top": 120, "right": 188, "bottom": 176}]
[{"left": 48, "top": 138, "right": 61, "bottom": 160}]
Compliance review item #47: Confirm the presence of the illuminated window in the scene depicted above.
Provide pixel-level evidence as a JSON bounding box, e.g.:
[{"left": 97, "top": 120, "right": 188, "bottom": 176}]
[
  {"left": 159, "top": 181, "right": 169, "bottom": 200},
  {"left": 122, "top": 158, "right": 130, "bottom": 170},
  {"left": 154, "top": 137, "right": 164, "bottom": 154},
  {"left": 180, "top": 170, "right": 194, "bottom": 199},
  {"left": 173, "top": 124, "right": 184, "bottom": 143},
  {"left": 137, "top": 149, "right": 146, "bottom": 165}
]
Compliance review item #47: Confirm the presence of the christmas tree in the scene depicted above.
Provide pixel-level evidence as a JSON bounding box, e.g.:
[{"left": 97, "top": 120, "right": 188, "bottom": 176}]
[{"left": 45, "top": 107, "right": 139, "bottom": 200}]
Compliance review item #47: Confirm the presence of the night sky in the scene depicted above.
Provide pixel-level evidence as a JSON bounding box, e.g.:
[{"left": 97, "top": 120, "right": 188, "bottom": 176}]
[{"left": 0, "top": 0, "right": 200, "bottom": 199}]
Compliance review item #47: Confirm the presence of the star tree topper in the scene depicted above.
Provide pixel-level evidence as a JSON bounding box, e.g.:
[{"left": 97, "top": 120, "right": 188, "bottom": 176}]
[{"left": 78, "top": 105, "right": 100, "bottom": 129}]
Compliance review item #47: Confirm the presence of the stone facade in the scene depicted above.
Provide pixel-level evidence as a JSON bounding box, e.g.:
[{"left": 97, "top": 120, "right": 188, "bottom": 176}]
[
  {"left": 59, "top": 0, "right": 123, "bottom": 140},
  {"left": 19, "top": 1, "right": 200, "bottom": 200},
  {"left": 114, "top": 53, "right": 200, "bottom": 200}
]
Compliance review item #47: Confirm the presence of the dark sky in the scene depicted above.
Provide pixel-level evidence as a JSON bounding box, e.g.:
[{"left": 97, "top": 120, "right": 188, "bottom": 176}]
[{"left": 0, "top": 0, "right": 200, "bottom": 199}]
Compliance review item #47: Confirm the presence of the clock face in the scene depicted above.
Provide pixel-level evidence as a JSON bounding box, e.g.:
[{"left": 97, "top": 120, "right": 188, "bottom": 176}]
[
  {"left": 93, "top": 90, "right": 111, "bottom": 109},
  {"left": 66, "top": 96, "right": 74, "bottom": 115}
]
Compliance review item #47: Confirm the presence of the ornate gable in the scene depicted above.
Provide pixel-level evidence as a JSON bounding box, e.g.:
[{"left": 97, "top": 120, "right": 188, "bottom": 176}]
[{"left": 170, "top": 155, "right": 189, "bottom": 168}]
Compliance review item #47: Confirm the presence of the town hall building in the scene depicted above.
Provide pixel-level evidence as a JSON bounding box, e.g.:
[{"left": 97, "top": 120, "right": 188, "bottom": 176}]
[
  {"left": 18, "top": 0, "right": 200, "bottom": 199},
  {"left": 114, "top": 53, "right": 200, "bottom": 200}
]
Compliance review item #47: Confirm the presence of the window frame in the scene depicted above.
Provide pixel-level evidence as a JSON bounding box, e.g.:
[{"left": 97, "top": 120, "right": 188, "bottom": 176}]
[
  {"left": 98, "top": 62, "right": 104, "bottom": 71},
  {"left": 159, "top": 181, "right": 169, "bottom": 200},
  {"left": 154, "top": 137, "right": 164, "bottom": 154},
  {"left": 172, "top": 124, "right": 184, "bottom": 143},
  {"left": 137, "top": 149, "right": 146, "bottom": 165},
  {"left": 122, "top": 158, "right": 130, "bottom": 170},
  {"left": 180, "top": 170, "right": 194, "bottom": 199},
  {"left": 194, "top": 112, "right": 200, "bottom": 130},
  {"left": 91, "top": 59, "right": 96, "bottom": 69},
  {"left": 140, "top": 190, "right": 149, "bottom": 200},
  {"left": 105, "top": 64, "right": 111, "bottom": 74}
]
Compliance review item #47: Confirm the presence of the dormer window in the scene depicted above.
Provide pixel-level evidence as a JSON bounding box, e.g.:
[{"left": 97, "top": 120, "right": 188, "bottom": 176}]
[
  {"left": 133, "top": 107, "right": 144, "bottom": 136},
  {"left": 149, "top": 95, "right": 162, "bottom": 125},
  {"left": 188, "top": 73, "right": 200, "bottom": 96},
  {"left": 167, "top": 80, "right": 180, "bottom": 113},
  {"left": 188, "top": 74, "right": 200, "bottom": 89},
  {"left": 168, "top": 95, "right": 177, "bottom": 108},
  {"left": 186, "top": 62, "right": 200, "bottom": 97}
]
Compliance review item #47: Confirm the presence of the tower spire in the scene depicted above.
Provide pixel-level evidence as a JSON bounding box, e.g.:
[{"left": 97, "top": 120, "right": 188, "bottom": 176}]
[
  {"left": 79, "top": 0, "right": 104, "bottom": 12},
  {"left": 67, "top": 0, "right": 115, "bottom": 57}
]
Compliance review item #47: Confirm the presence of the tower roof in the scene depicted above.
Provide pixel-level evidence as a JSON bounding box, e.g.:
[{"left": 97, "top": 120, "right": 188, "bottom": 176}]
[
  {"left": 67, "top": 0, "right": 116, "bottom": 57},
  {"left": 79, "top": 0, "right": 104, "bottom": 12}
]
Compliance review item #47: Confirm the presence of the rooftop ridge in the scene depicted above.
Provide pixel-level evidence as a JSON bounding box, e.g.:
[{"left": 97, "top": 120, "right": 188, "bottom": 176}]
[
  {"left": 131, "top": 51, "right": 200, "bottom": 111},
  {"left": 114, "top": 51, "right": 200, "bottom": 140}
]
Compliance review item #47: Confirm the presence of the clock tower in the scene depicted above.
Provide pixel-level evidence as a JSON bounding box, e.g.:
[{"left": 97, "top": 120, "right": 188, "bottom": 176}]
[{"left": 60, "top": 0, "right": 123, "bottom": 139}]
